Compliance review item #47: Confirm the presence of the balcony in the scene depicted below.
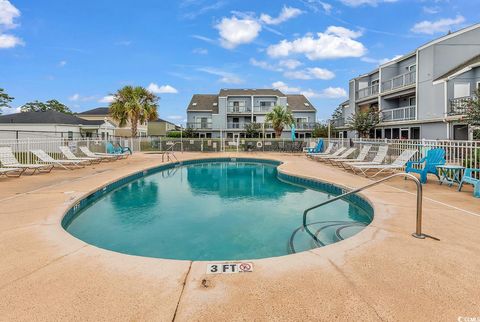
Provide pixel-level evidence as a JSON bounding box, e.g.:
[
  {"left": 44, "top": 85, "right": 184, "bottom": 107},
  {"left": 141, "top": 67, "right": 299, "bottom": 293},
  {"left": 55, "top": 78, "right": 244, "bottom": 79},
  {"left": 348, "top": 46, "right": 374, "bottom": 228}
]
[
  {"left": 449, "top": 96, "right": 473, "bottom": 115},
  {"left": 332, "top": 118, "right": 346, "bottom": 128},
  {"left": 186, "top": 122, "right": 212, "bottom": 130},
  {"left": 381, "top": 70, "right": 416, "bottom": 92},
  {"left": 253, "top": 105, "right": 273, "bottom": 113},
  {"left": 382, "top": 105, "right": 416, "bottom": 122},
  {"left": 227, "top": 106, "right": 251, "bottom": 113},
  {"left": 356, "top": 84, "right": 379, "bottom": 100},
  {"left": 227, "top": 122, "right": 242, "bottom": 129},
  {"left": 293, "top": 122, "right": 316, "bottom": 130}
]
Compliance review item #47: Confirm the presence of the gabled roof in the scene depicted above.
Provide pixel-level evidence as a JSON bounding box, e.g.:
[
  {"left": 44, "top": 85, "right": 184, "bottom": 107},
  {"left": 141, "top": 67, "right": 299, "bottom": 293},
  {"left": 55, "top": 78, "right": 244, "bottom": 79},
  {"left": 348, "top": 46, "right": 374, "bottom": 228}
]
[
  {"left": 434, "top": 54, "right": 480, "bottom": 82},
  {"left": 0, "top": 110, "right": 105, "bottom": 125},
  {"left": 78, "top": 107, "right": 110, "bottom": 115},
  {"left": 151, "top": 118, "right": 178, "bottom": 126},
  {"left": 286, "top": 95, "right": 316, "bottom": 111},
  {"left": 219, "top": 88, "right": 284, "bottom": 96},
  {"left": 187, "top": 94, "right": 219, "bottom": 113}
]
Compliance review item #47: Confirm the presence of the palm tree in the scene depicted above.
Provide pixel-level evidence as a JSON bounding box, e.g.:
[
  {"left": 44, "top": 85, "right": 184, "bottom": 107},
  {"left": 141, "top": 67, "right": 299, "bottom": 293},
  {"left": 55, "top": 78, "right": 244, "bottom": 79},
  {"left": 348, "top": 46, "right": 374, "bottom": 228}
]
[
  {"left": 109, "top": 86, "right": 159, "bottom": 137},
  {"left": 265, "top": 105, "right": 294, "bottom": 138}
]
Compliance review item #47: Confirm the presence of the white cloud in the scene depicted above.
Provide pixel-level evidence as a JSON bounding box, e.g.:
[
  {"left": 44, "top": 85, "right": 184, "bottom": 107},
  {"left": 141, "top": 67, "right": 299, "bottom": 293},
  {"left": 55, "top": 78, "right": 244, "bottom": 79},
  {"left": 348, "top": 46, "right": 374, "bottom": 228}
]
[
  {"left": 147, "top": 83, "right": 178, "bottom": 94},
  {"left": 191, "top": 34, "right": 215, "bottom": 44},
  {"left": 197, "top": 67, "right": 243, "bottom": 84},
  {"left": 260, "top": 6, "right": 303, "bottom": 25},
  {"left": 272, "top": 81, "right": 301, "bottom": 93},
  {"left": 272, "top": 81, "right": 346, "bottom": 99},
  {"left": 99, "top": 95, "right": 115, "bottom": 104},
  {"left": 300, "top": 0, "right": 333, "bottom": 14},
  {"left": 423, "top": 6, "right": 440, "bottom": 14},
  {"left": 340, "top": 0, "right": 398, "bottom": 7},
  {"left": 167, "top": 115, "right": 183, "bottom": 120},
  {"left": 58, "top": 60, "right": 67, "bottom": 67},
  {"left": 361, "top": 54, "right": 402, "bottom": 65},
  {"left": 69, "top": 93, "right": 80, "bottom": 101},
  {"left": 193, "top": 48, "right": 208, "bottom": 55},
  {"left": 69, "top": 93, "right": 96, "bottom": 102},
  {"left": 0, "top": 105, "right": 20, "bottom": 114},
  {"left": 0, "top": 33, "right": 23, "bottom": 48},
  {"left": 267, "top": 26, "right": 366, "bottom": 60},
  {"left": 278, "top": 59, "right": 302, "bottom": 69},
  {"left": 284, "top": 67, "right": 335, "bottom": 80},
  {"left": 215, "top": 15, "right": 262, "bottom": 49},
  {"left": 411, "top": 15, "right": 465, "bottom": 35},
  {"left": 0, "top": 0, "right": 20, "bottom": 29},
  {"left": 249, "top": 58, "right": 282, "bottom": 71}
]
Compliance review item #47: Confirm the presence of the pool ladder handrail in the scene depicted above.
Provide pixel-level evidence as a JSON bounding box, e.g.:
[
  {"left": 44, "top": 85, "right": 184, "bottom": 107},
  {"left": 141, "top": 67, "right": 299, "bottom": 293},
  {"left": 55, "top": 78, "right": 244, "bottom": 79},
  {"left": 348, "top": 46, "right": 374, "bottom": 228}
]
[
  {"left": 162, "top": 143, "right": 180, "bottom": 162},
  {"left": 302, "top": 173, "right": 426, "bottom": 242}
]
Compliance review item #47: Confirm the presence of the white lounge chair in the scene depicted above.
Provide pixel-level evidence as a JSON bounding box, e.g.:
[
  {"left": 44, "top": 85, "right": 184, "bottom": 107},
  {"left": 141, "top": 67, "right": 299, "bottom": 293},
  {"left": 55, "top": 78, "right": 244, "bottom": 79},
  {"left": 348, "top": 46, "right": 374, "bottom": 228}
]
[
  {"left": 314, "top": 147, "right": 356, "bottom": 162},
  {"left": 79, "top": 146, "right": 119, "bottom": 161},
  {"left": 0, "top": 167, "right": 24, "bottom": 177},
  {"left": 0, "top": 146, "right": 53, "bottom": 174},
  {"left": 350, "top": 149, "right": 417, "bottom": 177},
  {"left": 309, "top": 147, "right": 346, "bottom": 160},
  {"left": 30, "top": 149, "right": 86, "bottom": 170},
  {"left": 343, "top": 145, "right": 389, "bottom": 170},
  {"left": 59, "top": 146, "right": 101, "bottom": 164},
  {"left": 306, "top": 143, "right": 335, "bottom": 157},
  {"left": 330, "top": 145, "right": 372, "bottom": 166}
]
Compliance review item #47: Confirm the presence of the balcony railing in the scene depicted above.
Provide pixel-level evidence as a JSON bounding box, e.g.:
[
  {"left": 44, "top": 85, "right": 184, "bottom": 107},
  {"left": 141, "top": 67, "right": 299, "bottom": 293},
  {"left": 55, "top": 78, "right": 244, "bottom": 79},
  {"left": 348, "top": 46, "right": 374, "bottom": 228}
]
[
  {"left": 225, "top": 122, "right": 316, "bottom": 130},
  {"left": 227, "top": 106, "right": 251, "bottom": 113},
  {"left": 253, "top": 105, "right": 273, "bottom": 113},
  {"left": 449, "top": 96, "right": 473, "bottom": 115},
  {"left": 186, "top": 122, "right": 212, "bottom": 129},
  {"left": 381, "top": 70, "right": 416, "bottom": 92},
  {"left": 382, "top": 105, "right": 416, "bottom": 122},
  {"left": 356, "top": 84, "right": 379, "bottom": 100},
  {"left": 332, "top": 118, "right": 346, "bottom": 127}
]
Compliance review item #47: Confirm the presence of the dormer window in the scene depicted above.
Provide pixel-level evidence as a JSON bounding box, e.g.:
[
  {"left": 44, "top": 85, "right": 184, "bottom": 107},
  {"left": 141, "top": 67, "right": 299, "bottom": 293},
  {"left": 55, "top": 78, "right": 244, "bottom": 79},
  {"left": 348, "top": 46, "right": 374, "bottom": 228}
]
[
  {"left": 192, "top": 102, "right": 197, "bottom": 106},
  {"left": 304, "top": 103, "right": 310, "bottom": 107},
  {"left": 213, "top": 102, "right": 218, "bottom": 106}
]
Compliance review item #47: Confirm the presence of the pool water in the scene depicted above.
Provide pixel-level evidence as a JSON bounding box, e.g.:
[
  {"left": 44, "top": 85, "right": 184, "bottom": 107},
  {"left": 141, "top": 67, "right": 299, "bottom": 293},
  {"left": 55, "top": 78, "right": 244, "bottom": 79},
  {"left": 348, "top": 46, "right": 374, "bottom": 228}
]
[{"left": 65, "top": 161, "right": 373, "bottom": 260}]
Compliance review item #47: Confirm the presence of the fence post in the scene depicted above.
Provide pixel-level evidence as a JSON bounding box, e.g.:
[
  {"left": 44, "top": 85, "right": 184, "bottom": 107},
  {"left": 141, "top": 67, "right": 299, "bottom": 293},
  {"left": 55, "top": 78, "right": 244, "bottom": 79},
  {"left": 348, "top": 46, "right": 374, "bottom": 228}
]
[{"left": 27, "top": 137, "right": 31, "bottom": 164}]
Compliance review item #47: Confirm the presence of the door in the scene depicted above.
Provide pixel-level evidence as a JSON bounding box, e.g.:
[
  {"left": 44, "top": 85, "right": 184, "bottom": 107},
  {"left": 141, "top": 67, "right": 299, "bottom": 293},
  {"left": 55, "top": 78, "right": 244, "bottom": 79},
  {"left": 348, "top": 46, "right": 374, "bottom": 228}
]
[
  {"left": 200, "top": 117, "right": 209, "bottom": 129},
  {"left": 453, "top": 124, "right": 468, "bottom": 140},
  {"left": 232, "top": 117, "right": 239, "bottom": 129}
]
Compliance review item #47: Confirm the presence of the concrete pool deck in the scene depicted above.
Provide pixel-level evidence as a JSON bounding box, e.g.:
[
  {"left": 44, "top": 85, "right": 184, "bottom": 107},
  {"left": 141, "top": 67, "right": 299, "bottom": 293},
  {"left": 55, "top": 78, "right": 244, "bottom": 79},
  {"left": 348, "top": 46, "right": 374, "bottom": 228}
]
[{"left": 0, "top": 152, "right": 479, "bottom": 321}]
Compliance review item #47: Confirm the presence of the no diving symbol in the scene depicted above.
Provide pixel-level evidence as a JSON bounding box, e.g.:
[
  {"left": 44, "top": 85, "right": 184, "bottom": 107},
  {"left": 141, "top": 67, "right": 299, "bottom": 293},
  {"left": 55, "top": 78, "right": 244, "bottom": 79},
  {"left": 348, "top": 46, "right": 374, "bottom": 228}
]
[{"left": 239, "top": 263, "right": 252, "bottom": 272}]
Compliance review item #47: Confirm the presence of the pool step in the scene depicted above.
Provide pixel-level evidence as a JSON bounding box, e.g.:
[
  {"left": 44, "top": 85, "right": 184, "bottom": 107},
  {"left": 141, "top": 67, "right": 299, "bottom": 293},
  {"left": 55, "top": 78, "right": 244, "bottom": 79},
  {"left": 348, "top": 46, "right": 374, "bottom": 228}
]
[{"left": 288, "top": 220, "right": 367, "bottom": 254}]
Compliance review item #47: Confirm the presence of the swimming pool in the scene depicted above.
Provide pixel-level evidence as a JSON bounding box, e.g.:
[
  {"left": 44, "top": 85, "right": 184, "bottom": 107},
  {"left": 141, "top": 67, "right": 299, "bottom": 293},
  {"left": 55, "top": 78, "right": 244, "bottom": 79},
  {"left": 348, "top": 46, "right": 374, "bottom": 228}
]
[{"left": 63, "top": 158, "right": 373, "bottom": 261}]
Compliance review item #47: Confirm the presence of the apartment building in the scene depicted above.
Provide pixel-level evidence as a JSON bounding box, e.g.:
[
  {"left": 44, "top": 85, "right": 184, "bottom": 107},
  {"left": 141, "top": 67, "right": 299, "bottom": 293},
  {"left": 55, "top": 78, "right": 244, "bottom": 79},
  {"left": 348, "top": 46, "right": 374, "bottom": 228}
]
[
  {"left": 186, "top": 89, "right": 317, "bottom": 139},
  {"left": 334, "top": 23, "right": 480, "bottom": 140},
  {"left": 78, "top": 107, "right": 148, "bottom": 137}
]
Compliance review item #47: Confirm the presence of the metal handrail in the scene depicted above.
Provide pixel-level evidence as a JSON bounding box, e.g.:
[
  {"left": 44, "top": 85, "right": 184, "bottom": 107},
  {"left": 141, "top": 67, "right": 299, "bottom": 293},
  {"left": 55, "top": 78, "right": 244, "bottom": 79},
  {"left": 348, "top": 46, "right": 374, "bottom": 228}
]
[
  {"left": 161, "top": 142, "right": 180, "bottom": 162},
  {"left": 302, "top": 173, "right": 425, "bottom": 242}
]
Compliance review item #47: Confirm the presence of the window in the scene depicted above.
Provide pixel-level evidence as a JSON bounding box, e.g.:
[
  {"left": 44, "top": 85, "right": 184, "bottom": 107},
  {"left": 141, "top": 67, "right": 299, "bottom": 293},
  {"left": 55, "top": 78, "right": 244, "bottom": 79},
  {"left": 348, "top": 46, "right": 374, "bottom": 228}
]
[
  {"left": 407, "top": 64, "right": 416, "bottom": 71},
  {"left": 392, "top": 128, "right": 400, "bottom": 139},
  {"left": 259, "top": 101, "right": 272, "bottom": 107},
  {"left": 477, "top": 81, "right": 480, "bottom": 92},
  {"left": 454, "top": 82, "right": 470, "bottom": 98},
  {"left": 296, "top": 117, "right": 308, "bottom": 124},
  {"left": 411, "top": 127, "right": 420, "bottom": 139},
  {"left": 384, "top": 128, "right": 392, "bottom": 139},
  {"left": 375, "top": 129, "right": 382, "bottom": 138},
  {"left": 409, "top": 96, "right": 416, "bottom": 106},
  {"left": 67, "top": 131, "right": 73, "bottom": 140},
  {"left": 371, "top": 79, "right": 379, "bottom": 86}
]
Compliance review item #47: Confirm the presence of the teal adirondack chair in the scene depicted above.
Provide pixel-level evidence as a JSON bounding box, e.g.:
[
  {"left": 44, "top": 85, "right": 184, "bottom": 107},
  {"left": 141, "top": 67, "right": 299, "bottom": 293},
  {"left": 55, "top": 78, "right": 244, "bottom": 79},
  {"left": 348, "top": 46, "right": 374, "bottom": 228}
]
[
  {"left": 406, "top": 148, "right": 446, "bottom": 184},
  {"left": 304, "top": 140, "right": 324, "bottom": 154},
  {"left": 458, "top": 168, "right": 480, "bottom": 198},
  {"left": 107, "top": 142, "right": 132, "bottom": 155}
]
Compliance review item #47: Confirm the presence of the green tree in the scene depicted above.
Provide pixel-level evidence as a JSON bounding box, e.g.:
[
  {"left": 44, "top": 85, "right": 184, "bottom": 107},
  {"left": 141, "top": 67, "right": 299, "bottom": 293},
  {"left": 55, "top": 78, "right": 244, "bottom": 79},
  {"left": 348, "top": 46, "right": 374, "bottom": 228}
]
[
  {"left": 109, "top": 86, "right": 159, "bottom": 137},
  {"left": 21, "top": 99, "right": 72, "bottom": 114},
  {"left": 347, "top": 107, "right": 381, "bottom": 138},
  {"left": 311, "top": 122, "right": 329, "bottom": 138},
  {"left": 244, "top": 122, "right": 262, "bottom": 138},
  {"left": 265, "top": 105, "right": 294, "bottom": 138},
  {"left": 0, "top": 88, "right": 14, "bottom": 115},
  {"left": 465, "top": 89, "right": 480, "bottom": 126}
]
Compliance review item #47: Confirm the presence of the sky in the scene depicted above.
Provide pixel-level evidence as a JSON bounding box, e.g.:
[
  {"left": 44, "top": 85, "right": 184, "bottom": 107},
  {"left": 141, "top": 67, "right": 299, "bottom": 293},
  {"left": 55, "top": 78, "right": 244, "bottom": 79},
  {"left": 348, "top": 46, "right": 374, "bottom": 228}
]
[{"left": 0, "top": 0, "right": 479, "bottom": 123}]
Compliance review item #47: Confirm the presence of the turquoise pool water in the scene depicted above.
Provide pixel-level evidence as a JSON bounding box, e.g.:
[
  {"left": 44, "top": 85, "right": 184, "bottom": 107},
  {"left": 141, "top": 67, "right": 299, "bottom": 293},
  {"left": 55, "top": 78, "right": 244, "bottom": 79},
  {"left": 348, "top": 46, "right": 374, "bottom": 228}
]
[{"left": 64, "top": 160, "right": 373, "bottom": 260}]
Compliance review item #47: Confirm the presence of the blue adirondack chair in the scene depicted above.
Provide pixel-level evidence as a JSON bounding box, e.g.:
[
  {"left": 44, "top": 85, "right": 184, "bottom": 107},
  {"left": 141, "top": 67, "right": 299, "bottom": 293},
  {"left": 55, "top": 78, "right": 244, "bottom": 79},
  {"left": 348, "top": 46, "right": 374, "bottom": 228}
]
[
  {"left": 458, "top": 168, "right": 480, "bottom": 198},
  {"left": 304, "top": 140, "right": 324, "bottom": 154},
  {"left": 107, "top": 142, "right": 132, "bottom": 155},
  {"left": 406, "top": 148, "right": 446, "bottom": 184}
]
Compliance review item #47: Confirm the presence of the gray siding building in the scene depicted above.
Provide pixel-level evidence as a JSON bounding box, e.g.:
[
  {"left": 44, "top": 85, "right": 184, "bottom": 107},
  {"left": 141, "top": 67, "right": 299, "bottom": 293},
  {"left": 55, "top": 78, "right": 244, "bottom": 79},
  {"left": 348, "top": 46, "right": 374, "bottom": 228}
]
[
  {"left": 186, "top": 89, "right": 317, "bottom": 139},
  {"left": 335, "top": 23, "right": 480, "bottom": 140}
]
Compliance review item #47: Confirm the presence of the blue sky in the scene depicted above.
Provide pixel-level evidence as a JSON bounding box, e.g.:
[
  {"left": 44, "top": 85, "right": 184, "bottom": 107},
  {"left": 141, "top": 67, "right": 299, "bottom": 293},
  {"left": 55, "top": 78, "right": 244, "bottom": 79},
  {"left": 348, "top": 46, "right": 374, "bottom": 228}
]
[{"left": 0, "top": 0, "right": 479, "bottom": 123}]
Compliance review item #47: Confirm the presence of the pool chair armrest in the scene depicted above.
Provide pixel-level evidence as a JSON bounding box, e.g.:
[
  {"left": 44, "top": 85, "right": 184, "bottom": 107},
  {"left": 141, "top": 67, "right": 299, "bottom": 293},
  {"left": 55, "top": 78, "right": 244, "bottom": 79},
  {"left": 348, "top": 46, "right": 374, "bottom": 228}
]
[
  {"left": 406, "top": 157, "right": 426, "bottom": 171},
  {"left": 464, "top": 168, "right": 480, "bottom": 177}
]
